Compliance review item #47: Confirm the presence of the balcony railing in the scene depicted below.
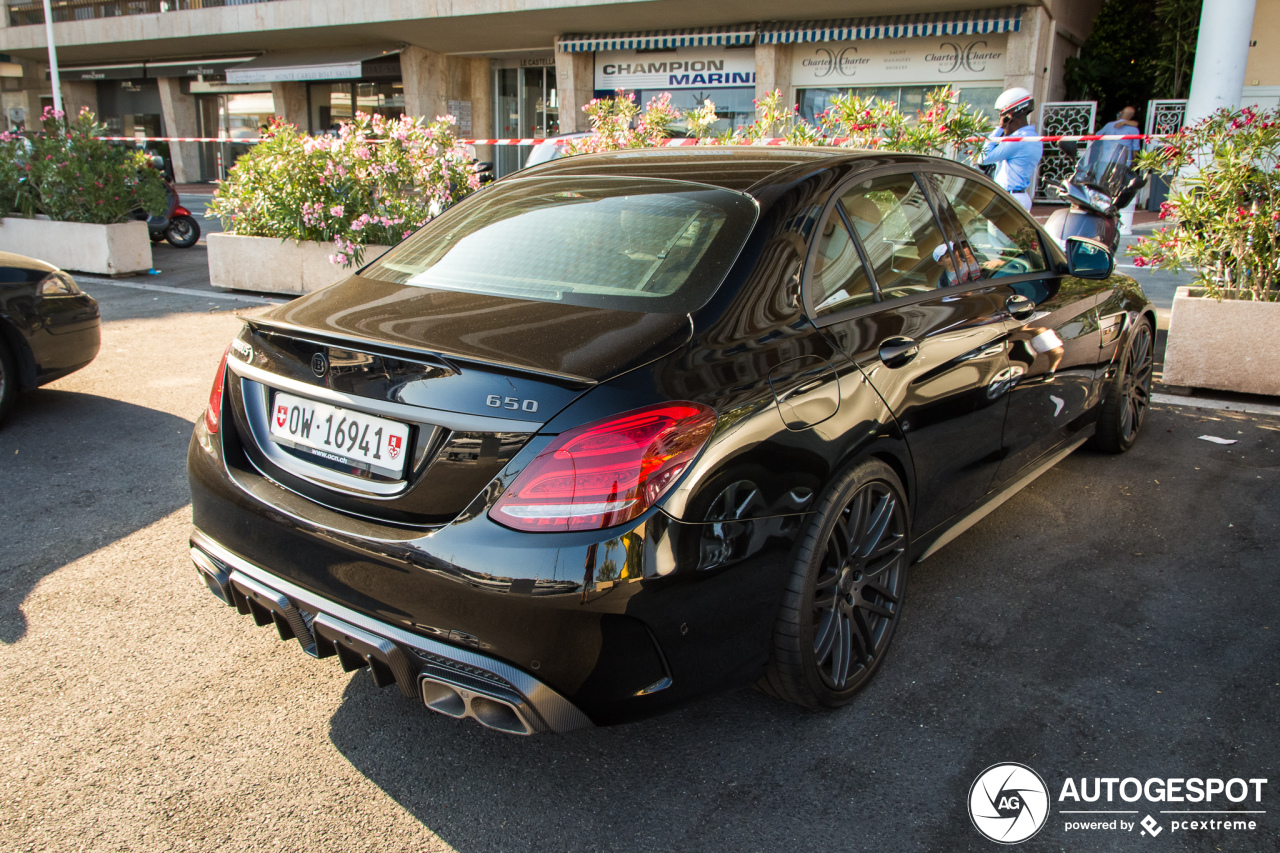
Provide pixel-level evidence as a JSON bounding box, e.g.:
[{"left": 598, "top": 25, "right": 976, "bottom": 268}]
[{"left": 8, "top": 0, "right": 277, "bottom": 27}]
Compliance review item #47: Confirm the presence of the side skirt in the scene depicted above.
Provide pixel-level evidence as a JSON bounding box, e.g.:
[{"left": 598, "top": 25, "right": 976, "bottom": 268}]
[{"left": 913, "top": 432, "right": 1091, "bottom": 563}]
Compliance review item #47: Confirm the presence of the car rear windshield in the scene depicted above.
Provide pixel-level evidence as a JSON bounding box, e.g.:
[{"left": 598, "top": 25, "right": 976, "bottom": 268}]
[{"left": 359, "top": 175, "right": 758, "bottom": 313}]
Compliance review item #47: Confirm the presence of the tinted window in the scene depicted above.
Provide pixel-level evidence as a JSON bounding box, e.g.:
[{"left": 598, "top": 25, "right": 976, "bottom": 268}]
[
  {"left": 360, "top": 176, "right": 758, "bottom": 313},
  {"left": 810, "top": 206, "right": 874, "bottom": 315},
  {"left": 837, "top": 173, "right": 956, "bottom": 299},
  {"left": 929, "top": 174, "right": 1048, "bottom": 279}
]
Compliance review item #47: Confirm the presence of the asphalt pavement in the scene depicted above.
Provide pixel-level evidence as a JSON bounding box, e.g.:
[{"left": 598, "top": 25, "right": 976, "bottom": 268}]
[{"left": 0, "top": 261, "right": 1276, "bottom": 852}]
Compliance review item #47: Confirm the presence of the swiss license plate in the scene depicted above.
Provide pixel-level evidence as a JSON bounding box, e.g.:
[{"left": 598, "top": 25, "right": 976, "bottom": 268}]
[{"left": 269, "top": 392, "right": 410, "bottom": 479}]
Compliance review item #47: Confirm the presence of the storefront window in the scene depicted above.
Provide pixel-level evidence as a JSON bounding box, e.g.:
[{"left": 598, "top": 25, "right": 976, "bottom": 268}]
[
  {"left": 629, "top": 87, "right": 755, "bottom": 136},
  {"left": 798, "top": 85, "right": 1001, "bottom": 124}
]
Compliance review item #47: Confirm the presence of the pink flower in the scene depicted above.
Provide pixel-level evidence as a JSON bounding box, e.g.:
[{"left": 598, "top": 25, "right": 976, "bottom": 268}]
[
  {"left": 330, "top": 205, "right": 344, "bottom": 217},
  {"left": 1132, "top": 257, "right": 1149, "bottom": 268}
]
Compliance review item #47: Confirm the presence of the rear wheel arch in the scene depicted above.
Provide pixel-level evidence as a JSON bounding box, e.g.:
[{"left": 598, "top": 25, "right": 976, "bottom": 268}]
[{"left": 0, "top": 317, "right": 35, "bottom": 390}]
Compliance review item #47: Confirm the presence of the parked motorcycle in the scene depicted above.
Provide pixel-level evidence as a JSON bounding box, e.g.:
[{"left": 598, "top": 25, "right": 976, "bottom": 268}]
[
  {"left": 148, "top": 180, "right": 201, "bottom": 248},
  {"left": 1043, "top": 138, "right": 1147, "bottom": 254},
  {"left": 132, "top": 159, "right": 202, "bottom": 249}
]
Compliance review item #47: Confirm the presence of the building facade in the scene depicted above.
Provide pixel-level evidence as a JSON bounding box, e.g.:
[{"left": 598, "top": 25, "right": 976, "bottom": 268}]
[{"left": 0, "top": 0, "right": 1109, "bottom": 180}]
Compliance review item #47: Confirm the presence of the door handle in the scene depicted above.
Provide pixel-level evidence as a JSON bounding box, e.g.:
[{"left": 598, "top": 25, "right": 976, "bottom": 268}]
[
  {"left": 1006, "top": 294, "right": 1035, "bottom": 320},
  {"left": 878, "top": 336, "right": 920, "bottom": 368}
]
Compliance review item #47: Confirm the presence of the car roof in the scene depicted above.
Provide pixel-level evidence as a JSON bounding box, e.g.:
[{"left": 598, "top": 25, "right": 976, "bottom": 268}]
[
  {"left": 0, "top": 252, "right": 58, "bottom": 273},
  {"left": 515, "top": 145, "right": 943, "bottom": 194}
]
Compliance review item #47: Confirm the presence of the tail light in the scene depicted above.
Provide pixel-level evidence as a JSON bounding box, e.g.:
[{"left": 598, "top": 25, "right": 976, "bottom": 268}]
[
  {"left": 490, "top": 402, "right": 718, "bottom": 532},
  {"left": 205, "top": 344, "right": 231, "bottom": 434}
]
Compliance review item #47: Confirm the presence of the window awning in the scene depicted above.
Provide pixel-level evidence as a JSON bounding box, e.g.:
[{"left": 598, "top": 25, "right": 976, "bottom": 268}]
[
  {"left": 758, "top": 6, "right": 1023, "bottom": 44},
  {"left": 57, "top": 62, "right": 146, "bottom": 81},
  {"left": 226, "top": 45, "right": 400, "bottom": 84},
  {"left": 145, "top": 57, "right": 257, "bottom": 78},
  {"left": 558, "top": 26, "right": 756, "bottom": 53}
]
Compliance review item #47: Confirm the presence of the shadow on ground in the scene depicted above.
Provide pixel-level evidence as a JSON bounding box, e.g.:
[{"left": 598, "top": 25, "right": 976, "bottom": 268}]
[
  {"left": 327, "top": 405, "right": 1280, "bottom": 853},
  {"left": 0, "top": 389, "right": 195, "bottom": 644}
]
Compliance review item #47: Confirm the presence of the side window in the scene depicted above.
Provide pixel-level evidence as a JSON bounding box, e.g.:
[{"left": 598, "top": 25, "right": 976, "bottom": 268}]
[
  {"left": 809, "top": 204, "right": 875, "bottom": 315},
  {"left": 929, "top": 174, "right": 1048, "bottom": 279},
  {"left": 837, "top": 173, "right": 957, "bottom": 299}
]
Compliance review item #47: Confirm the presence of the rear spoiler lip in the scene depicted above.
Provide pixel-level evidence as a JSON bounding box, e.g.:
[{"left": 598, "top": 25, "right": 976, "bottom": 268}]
[{"left": 244, "top": 316, "right": 599, "bottom": 389}]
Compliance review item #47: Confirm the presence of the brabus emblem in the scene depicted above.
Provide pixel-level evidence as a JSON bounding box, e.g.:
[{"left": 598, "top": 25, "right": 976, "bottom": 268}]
[{"left": 311, "top": 352, "right": 328, "bottom": 377}]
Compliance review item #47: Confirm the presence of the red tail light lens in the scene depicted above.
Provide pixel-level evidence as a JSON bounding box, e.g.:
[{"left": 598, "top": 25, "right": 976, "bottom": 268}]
[
  {"left": 490, "top": 402, "right": 718, "bottom": 532},
  {"left": 205, "top": 344, "right": 231, "bottom": 434}
]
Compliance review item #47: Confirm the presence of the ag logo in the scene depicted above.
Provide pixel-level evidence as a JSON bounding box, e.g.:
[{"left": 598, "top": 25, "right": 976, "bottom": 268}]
[{"left": 969, "top": 763, "right": 1050, "bottom": 844}]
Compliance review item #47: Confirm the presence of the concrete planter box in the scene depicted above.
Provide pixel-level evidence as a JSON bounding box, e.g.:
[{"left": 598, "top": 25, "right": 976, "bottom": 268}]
[
  {"left": 1163, "top": 286, "right": 1280, "bottom": 396},
  {"left": 207, "top": 232, "right": 390, "bottom": 295},
  {"left": 0, "top": 217, "right": 151, "bottom": 276}
]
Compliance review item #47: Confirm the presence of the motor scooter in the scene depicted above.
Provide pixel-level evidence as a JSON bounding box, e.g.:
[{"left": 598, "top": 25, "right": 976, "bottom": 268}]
[
  {"left": 1043, "top": 138, "right": 1147, "bottom": 255},
  {"left": 145, "top": 179, "right": 202, "bottom": 248}
]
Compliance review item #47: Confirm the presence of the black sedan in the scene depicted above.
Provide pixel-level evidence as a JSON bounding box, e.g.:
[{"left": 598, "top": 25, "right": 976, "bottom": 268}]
[
  {"left": 188, "top": 148, "right": 1154, "bottom": 734},
  {"left": 0, "top": 252, "right": 101, "bottom": 426}
]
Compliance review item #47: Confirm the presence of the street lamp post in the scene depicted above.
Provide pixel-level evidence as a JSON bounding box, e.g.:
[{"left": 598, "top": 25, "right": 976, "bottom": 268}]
[{"left": 41, "top": 0, "right": 63, "bottom": 117}]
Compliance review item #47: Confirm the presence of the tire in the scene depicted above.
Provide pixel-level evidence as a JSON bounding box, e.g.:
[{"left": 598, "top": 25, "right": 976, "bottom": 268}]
[
  {"left": 760, "top": 458, "right": 910, "bottom": 709},
  {"left": 1091, "top": 316, "right": 1154, "bottom": 453},
  {"left": 0, "top": 337, "right": 18, "bottom": 428},
  {"left": 165, "top": 215, "right": 200, "bottom": 248}
]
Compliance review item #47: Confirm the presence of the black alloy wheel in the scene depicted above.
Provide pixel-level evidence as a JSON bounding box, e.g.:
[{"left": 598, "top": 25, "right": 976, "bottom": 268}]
[
  {"left": 166, "top": 215, "right": 200, "bottom": 248},
  {"left": 761, "top": 459, "right": 909, "bottom": 709},
  {"left": 1092, "top": 317, "right": 1154, "bottom": 453}
]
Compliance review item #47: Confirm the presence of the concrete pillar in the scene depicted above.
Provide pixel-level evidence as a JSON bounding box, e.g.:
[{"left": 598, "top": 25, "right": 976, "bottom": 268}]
[
  {"left": 755, "top": 43, "right": 793, "bottom": 106},
  {"left": 269, "top": 82, "right": 307, "bottom": 130},
  {"left": 402, "top": 44, "right": 447, "bottom": 122},
  {"left": 1004, "top": 5, "right": 1053, "bottom": 120},
  {"left": 1185, "top": 0, "right": 1257, "bottom": 122},
  {"left": 554, "top": 45, "right": 592, "bottom": 133},
  {"left": 156, "top": 77, "right": 200, "bottom": 183},
  {"left": 469, "top": 58, "right": 493, "bottom": 138},
  {"left": 60, "top": 80, "right": 98, "bottom": 119}
]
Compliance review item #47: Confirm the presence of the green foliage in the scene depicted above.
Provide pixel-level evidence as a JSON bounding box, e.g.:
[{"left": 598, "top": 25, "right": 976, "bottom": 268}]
[
  {"left": 208, "top": 113, "right": 479, "bottom": 267},
  {"left": 0, "top": 107, "right": 167, "bottom": 224},
  {"left": 1064, "top": 0, "right": 1160, "bottom": 120},
  {"left": 1153, "top": 0, "right": 1200, "bottom": 99},
  {"left": 561, "top": 92, "right": 679, "bottom": 154},
  {"left": 1129, "top": 106, "right": 1280, "bottom": 301},
  {"left": 565, "top": 87, "right": 991, "bottom": 162}
]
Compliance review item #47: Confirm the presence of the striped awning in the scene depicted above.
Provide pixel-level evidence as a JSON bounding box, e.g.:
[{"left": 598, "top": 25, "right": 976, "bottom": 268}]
[
  {"left": 557, "top": 26, "right": 756, "bottom": 53},
  {"left": 758, "top": 6, "right": 1023, "bottom": 44}
]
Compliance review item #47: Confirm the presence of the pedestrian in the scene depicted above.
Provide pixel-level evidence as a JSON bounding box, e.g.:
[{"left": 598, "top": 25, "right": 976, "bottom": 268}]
[
  {"left": 1097, "top": 105, "right": 1142, "bottom": 234},
  {"left": 981, "top": 87, "right": 1043, "bottom": 211}
]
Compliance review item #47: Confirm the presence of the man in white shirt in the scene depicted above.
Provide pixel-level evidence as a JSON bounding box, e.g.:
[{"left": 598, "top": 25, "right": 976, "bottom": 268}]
[{"left": 981, "top": 87, "right": 1044, "bottom": 211}]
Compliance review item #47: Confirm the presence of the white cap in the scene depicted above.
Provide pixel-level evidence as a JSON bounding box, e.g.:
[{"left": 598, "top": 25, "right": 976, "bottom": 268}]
[{"left": 932, "top": 242, "right": 954, "bottom": 263}]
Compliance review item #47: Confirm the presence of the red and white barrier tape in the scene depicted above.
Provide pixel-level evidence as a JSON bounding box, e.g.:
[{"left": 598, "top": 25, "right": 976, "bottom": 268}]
[{"left": 87, "top": 133, "right": 1167, "bottom": 145}]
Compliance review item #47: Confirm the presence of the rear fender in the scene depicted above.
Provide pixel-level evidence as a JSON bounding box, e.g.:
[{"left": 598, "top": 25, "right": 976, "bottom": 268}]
[{"left": 0, "top": 316, "right": 37, "bottom": 390}]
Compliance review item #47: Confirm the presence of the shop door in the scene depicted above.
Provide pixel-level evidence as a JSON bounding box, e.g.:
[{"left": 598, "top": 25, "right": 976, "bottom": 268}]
[
  {"left": 494, "top": 65, "right": 558, "bottom": 177},
  {"left": 196, "top": 95, "right": 220, "bottom": 182}
]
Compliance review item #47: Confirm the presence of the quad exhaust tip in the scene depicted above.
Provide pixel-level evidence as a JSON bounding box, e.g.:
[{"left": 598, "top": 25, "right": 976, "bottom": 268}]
[{"left": 420, "top": 676, "right": 534, "bottom": 736}]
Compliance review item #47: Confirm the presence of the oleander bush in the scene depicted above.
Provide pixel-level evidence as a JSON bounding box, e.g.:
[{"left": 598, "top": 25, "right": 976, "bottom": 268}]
[
  {"left": 564, "top": 87, "right": 992, "bottom": 162},
  {"left": 208, "top": 113, "right": 480, "bottom": 267},
  {"left": 0, "top": 107, "right": 166, "bottom": 224},
  {"left": 1129, "top": 105, "right": 1280, "bottom": 301}
]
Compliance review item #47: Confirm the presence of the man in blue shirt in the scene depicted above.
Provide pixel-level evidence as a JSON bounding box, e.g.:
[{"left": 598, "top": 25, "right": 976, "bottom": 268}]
[
  {"left": 981, "top": 87, "right": 1043, "bottom": 211},
  {"left": 1097, "top": 105, "right": 1142, "bottom": 233}
]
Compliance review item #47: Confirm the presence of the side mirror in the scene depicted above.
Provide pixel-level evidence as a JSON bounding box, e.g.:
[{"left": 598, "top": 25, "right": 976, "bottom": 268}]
[
  {"left": 1057, "top": 140, "right": 1079, "bottom": 158},
  {"left": 475, "top": 161, "right": 493, "bottom": 172},
  {"left": 1065, "top": 236, "right": 1115, "bottom": 279}
]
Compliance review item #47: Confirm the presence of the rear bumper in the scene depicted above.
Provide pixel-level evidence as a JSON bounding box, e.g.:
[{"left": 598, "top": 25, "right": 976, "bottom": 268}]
[
  {"left": 189, "top": 407, "right": 806, "bottom": 728},
  {"left": 190, "top": 529, "right": 594, "bottom": 735}
]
